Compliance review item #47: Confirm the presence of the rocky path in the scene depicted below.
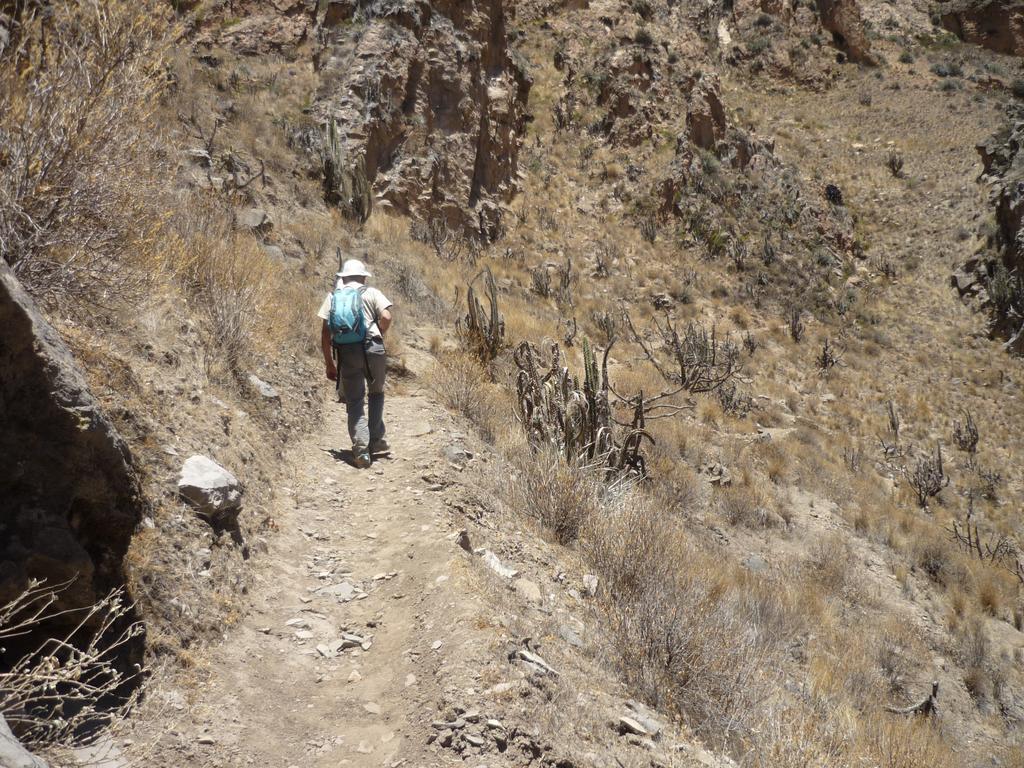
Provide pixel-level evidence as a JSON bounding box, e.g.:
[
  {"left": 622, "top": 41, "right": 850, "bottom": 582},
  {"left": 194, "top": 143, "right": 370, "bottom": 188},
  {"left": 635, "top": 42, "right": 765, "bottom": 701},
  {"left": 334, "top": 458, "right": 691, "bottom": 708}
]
[{"left": 137, "top": 393, "right": 479, "bottom": 767}]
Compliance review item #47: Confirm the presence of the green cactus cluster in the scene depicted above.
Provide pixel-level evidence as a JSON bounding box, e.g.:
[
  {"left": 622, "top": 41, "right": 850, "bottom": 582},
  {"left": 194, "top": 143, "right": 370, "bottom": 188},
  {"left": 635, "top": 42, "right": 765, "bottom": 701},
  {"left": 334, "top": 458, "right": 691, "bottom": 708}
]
[
  {"left": 462, "top": 266, "right": 505, "bottom": 362},
  {"left": 513, "top": 338, "right": 650, "bottom": 478}
]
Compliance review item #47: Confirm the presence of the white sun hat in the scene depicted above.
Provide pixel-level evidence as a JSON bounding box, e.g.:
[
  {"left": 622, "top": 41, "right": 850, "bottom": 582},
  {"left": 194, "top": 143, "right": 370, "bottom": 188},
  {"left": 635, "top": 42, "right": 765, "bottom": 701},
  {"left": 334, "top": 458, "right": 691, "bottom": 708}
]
[{"left": 337, "top": 258, "right": 371, "bottom": 279}]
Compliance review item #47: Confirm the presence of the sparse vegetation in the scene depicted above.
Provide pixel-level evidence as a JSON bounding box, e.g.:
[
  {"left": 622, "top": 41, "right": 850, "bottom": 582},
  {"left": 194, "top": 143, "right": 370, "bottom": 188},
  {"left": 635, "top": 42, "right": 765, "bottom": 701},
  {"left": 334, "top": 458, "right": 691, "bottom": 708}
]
[
  {"left": 0, "top": 581, "right": 143, "bottom": 750},
  {"left": 905, "top": 444, "right": 949, "bottom": 509},
  {"left": 887, "top": 148, "right": 905, "bottom": 178},
  {"left": 8, "top": 0, "right": 1024, "bottom": 764}
]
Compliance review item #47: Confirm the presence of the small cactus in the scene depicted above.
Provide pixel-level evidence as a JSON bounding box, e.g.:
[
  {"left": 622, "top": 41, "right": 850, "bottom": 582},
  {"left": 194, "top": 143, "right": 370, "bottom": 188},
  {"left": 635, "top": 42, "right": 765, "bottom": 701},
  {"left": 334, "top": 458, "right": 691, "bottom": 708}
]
[
  {"left": 461, "top": 266, "right": 505, "bottom": 362},
  {"left": 322, "top": 118, "right": 371, "bottom": 222}
]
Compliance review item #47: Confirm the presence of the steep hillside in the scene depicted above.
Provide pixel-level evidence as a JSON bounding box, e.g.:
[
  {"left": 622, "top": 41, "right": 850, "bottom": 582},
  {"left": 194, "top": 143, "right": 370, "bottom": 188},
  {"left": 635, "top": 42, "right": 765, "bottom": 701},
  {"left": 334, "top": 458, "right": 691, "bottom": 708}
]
[{"left": 5, "top": 0, "right": 1024, "bottom": 766}]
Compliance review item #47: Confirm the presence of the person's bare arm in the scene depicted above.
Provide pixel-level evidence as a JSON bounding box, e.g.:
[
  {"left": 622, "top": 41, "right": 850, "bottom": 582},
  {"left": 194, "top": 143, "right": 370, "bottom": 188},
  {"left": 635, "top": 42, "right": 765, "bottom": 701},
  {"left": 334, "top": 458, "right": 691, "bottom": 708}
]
[
  {"left": 321, "top": 320, "right": 336, "bottom": 380},
  {"left": 378, "top": 307, "right": 393, "bottom": 337}
]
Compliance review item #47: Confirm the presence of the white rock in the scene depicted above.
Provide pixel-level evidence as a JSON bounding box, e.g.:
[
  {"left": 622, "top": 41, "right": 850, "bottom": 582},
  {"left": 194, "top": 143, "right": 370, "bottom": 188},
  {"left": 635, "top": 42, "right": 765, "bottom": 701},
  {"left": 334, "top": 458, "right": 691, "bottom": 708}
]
[
  {"left": 481, "top": 550, "right": 518, "bottom": 579},
  {"left": 315, "top": 581, "right": 358, "bottom": 601},
  {"left": 177, "top": 455, "right": 241, "bottom": 521},
  {"left": 246, "top": 373, "right": 280, "bottom": 403},
  {"left": 618, "top": 716, "right": 649, "bottom": 736}
]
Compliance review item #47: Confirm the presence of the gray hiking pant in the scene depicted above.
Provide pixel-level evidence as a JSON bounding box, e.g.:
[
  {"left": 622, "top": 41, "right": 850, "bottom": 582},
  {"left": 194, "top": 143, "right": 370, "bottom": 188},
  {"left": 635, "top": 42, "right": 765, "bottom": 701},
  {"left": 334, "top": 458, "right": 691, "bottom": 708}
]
[{"left": 334, "top": 342, "right": 387, "bottom": 454}]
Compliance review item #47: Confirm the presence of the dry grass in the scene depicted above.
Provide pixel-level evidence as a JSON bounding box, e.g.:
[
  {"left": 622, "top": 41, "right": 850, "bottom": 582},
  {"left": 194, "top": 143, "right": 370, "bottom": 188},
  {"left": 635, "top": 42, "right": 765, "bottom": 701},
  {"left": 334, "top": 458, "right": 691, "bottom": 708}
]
[
  {"left": 585, "top": 496, "right": 773, "bottom": 750},
  {"left": 0, "top": 0, "right": 174, "bottom": 308},
  {"left": 426, "top": 352, "right": 508, "bottom": 443}
]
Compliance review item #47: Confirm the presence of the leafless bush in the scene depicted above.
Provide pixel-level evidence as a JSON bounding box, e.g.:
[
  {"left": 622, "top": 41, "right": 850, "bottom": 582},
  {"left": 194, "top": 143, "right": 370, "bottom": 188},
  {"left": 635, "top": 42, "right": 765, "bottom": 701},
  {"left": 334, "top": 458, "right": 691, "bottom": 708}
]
[
  {"left": 511, "top": 203, "right": 530, "bottom": 229},
  {"left": 952, "top": 410, "right": 979, "bottom": 455},
  {"left": 530, "top": 264, "right": 552, "bottom": 298},
  {"left": 887, "top": 148, "right": 905, "bottom": 178},
  {"left": 0, "top": 0, "right": 172, "bottom": 309},
  {"left": 179, "top": 110, "right": 264, "bottom": 199},
  {"left": 417, "top": 216, "right": 474, "bottom": 263},
  {"left": 974, "top": 465, "right": 1003, "bottom": 501},
  {"left": 880, "top": 400, "right": 902, "bottom": 458},
  {"left": 904, "top": 444, "right": 949, "bottom": 509},
  {"left": 625, "top": 313, "right": 742, "bottom": 395},
  {"left": 426, "top": 351, "right": 506, "bottom": 442},
  {"left": 501, "top": 447, "right": 607, "bottom": 544},
  {"left": 0, "top": 580, "right": 143, "bottom": 750},
  {"left": 718, "top": 383, "right": 753, "bottom": 417},
  {"left": 874, "top": 256, "right": 899, "bottom": 281},
  {"left": 948, "top": 501, "right": 1017, "bottom": 567},
  {"left": 816, "top": 338, "right": 843, "bottom": 375}
]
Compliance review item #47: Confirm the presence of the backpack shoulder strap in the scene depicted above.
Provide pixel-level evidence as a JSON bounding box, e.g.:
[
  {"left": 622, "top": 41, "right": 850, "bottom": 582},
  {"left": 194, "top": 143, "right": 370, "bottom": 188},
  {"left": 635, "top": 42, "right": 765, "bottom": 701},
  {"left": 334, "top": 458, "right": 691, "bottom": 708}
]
[{"left": 358, "top": 285, "right": 381, "bottom": 330}]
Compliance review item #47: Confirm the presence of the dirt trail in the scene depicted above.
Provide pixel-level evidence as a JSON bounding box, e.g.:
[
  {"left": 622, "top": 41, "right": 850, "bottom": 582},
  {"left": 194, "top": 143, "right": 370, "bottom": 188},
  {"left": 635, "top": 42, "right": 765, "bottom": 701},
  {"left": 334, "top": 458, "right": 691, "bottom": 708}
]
[{"left": 138, "top": 392, "right": 478, "bottom": 768}]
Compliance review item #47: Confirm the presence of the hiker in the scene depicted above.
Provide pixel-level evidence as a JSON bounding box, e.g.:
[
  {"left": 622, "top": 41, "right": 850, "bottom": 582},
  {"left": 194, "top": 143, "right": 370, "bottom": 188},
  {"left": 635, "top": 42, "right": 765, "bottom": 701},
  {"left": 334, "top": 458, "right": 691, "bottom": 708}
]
[{"left": 318, "top": 258, "right": 393, "bottom": 468}]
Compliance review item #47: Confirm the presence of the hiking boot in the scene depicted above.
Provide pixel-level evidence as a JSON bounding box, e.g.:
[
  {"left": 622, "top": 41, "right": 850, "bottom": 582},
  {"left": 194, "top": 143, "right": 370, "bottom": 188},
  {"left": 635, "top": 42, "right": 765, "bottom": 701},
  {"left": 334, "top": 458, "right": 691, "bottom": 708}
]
[
  {"left": 353, "top": 452, "right": 372, "bottom": 469},
  {"left": 369, "top": 438, "right": 390, "bottom": 455}
]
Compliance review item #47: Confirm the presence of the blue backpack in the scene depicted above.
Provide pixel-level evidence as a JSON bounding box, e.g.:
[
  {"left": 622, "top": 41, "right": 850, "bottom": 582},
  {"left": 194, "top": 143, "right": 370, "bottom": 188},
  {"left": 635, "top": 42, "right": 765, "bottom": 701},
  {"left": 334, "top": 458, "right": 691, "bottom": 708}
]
[{"left": 328, "top": 285, "right": 368, "bottom": 345}]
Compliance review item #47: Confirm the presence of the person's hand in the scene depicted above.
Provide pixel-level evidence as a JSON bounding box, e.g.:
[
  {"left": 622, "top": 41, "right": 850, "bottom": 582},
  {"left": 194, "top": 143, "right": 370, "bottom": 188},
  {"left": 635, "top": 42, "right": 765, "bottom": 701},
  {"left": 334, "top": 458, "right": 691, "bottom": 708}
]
[{"left": 325, "top": 361, "right": 337, "bottom": 381}]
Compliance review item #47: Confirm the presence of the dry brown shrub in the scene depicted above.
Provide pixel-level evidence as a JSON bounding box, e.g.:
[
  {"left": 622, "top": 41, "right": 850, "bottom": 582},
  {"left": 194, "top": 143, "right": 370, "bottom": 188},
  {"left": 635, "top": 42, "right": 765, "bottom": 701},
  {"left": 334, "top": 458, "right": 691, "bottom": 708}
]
[
  {"left": 0, "top": 0, "right": 174, "bottom": 308},
  {"left": 499, "top": 448, "right": 606, "bottom": 544},
  {"left": 911, "top": 531, "right": 971, "bottom": 590},
  {"left": 855, "top": 714, "right": 956, "bottom": 768},
  {"left": 426, "top": 351, "right": 507, "bottom": 442},
  {"left": 805, "top": 534, "right": 859, "bottom": 598},
  {"left": 719, "top": 481, "right": 776, "bottom": 528},
  {"left": 586, "top": 499, "right": 773, "bottom": 750}
]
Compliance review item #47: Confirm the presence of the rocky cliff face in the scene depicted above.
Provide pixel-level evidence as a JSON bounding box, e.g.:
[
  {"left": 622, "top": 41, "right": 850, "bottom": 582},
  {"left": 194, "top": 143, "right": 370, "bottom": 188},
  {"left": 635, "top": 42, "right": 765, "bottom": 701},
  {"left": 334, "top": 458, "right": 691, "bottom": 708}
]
[
  {"left": 954, "top": 106, "right": 1024, "bottom": 350},
  {"left": 0, "top": 264, "right": 143, "bottom": 620},
  {"left": 313, "top": 0, "right": 531, "bottom": 237},
  {"left": 940, "top": 0, "right": 1024, "bottom": 56}
]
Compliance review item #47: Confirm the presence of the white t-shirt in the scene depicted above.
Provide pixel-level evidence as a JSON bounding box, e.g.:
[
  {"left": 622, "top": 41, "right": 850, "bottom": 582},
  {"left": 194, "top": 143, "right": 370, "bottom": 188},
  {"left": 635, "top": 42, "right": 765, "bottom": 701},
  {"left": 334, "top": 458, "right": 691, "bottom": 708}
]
[{"left": 317, "top": 281, "right": 392, "bottom": 339}]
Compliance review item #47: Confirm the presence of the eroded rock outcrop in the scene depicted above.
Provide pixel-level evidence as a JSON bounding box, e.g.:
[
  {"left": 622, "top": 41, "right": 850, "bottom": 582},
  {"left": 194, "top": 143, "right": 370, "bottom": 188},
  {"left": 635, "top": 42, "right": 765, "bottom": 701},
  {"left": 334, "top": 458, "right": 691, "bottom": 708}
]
[
  {"left": 686, "top": 73, "right": 728, "bottom": 150},
  {"left": 815, "top": 0, "right": 876, "bottom": 64},
  {"left": 958, "top": 106, "right": 1024, "bottom": 350},
  {"left": 314, "top": 0, "right": 531, "bottom": 237},
  {"left": 940, "top": 0, "right": 1024, "bottom": 56},
  {"left": 186, "top": 0, "right": 316, "bottom": 55},
  {"left": 0, "top": 263, "right": 142, "bottom": 617}
]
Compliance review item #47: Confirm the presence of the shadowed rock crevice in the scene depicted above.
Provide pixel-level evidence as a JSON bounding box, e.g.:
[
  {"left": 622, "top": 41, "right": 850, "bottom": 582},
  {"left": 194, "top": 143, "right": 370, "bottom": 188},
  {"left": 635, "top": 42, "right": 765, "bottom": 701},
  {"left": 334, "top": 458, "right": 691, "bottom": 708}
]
[{"left": 0, "top": 264, "right": 143, "bottom": 639}]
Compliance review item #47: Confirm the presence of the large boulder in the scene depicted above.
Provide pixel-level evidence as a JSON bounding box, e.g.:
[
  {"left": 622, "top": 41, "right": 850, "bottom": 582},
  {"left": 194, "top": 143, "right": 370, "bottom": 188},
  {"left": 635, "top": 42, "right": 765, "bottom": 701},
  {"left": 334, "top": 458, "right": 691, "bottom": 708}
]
[
  {"left": 0, "top": 263, "right": 143, "bottom": 618},
  {"left": 940, "top": 0, "right": 1024, "bottom": 56}
]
